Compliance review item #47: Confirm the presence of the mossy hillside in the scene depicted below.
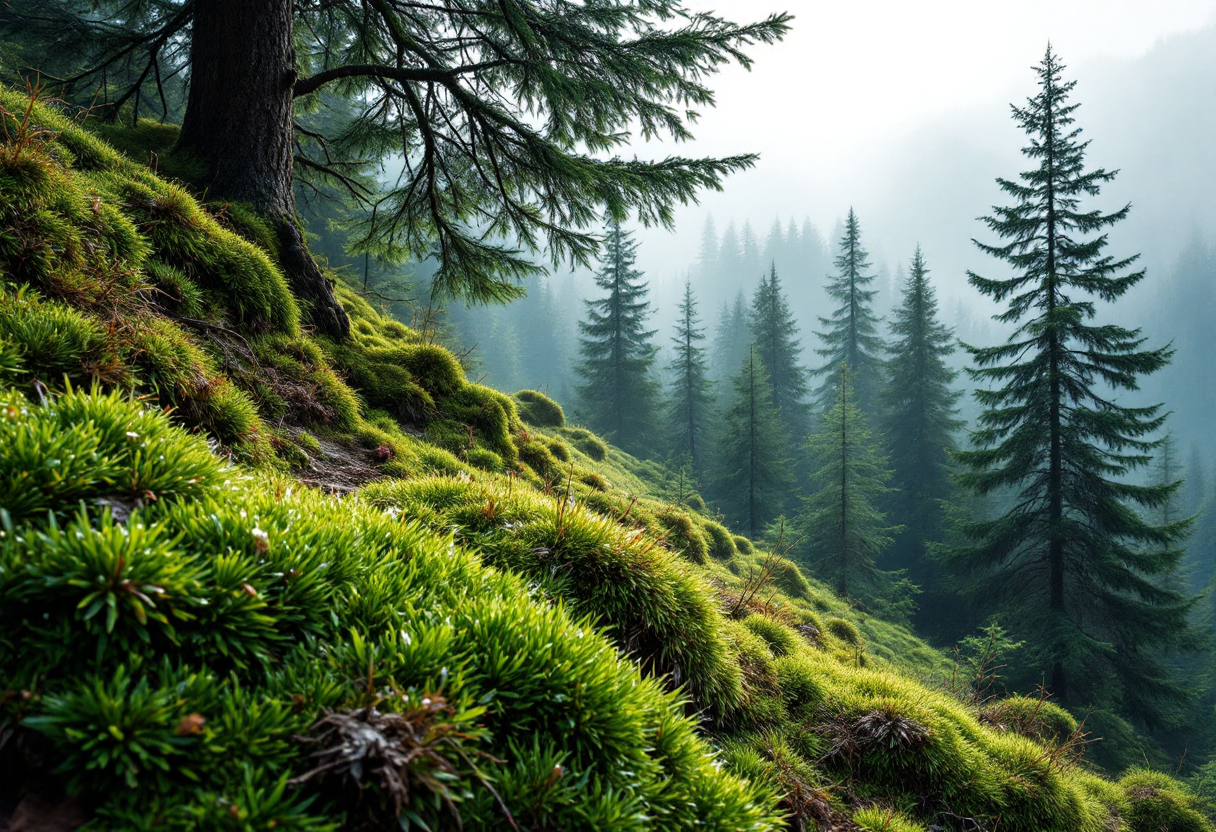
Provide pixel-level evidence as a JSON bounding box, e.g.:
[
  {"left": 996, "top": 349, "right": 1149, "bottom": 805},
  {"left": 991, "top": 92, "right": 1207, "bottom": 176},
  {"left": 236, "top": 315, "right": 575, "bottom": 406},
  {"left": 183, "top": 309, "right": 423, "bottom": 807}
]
[
  {"left": 0, "top": 388, "right": 780, "bottom": 830},
  {"left": 1, "top": 90, "right": 1211, "bottom": 831}
]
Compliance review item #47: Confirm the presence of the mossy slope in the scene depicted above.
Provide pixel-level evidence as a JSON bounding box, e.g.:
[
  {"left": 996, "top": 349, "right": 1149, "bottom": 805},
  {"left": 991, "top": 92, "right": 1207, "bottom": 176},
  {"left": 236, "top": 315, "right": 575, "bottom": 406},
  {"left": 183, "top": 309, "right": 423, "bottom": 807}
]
[{"left": 0, "top": 87, "right": 1211, "bottom": 832}]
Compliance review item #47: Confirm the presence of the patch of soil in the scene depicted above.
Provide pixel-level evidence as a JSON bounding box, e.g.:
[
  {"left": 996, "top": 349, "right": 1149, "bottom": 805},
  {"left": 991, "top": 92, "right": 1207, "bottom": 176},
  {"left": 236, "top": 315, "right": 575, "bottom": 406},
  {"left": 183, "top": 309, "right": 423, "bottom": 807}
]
[{"left": 294, "top": 434, "right": 385, "bottom": 494}]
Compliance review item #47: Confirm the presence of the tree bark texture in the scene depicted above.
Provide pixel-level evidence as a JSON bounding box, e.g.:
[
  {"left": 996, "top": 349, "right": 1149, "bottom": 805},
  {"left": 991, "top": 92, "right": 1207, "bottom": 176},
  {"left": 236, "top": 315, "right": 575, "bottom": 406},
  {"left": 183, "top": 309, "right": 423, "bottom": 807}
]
[{"left": 178, "top": 0, "right": 350, "bottom": 338}]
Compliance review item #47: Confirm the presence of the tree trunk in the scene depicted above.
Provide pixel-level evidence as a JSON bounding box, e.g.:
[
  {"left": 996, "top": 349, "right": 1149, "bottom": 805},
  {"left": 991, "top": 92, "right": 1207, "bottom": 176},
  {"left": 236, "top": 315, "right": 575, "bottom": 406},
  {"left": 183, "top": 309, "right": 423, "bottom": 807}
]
[{"left": 177, "top": 0, "right": 350, "bottom": 338}]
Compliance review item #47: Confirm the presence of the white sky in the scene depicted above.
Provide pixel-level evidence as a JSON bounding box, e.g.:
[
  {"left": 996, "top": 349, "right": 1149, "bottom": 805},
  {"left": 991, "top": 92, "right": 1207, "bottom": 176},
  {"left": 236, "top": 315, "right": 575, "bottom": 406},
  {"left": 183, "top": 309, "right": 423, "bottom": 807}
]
[{"left": 631, "top": 0, "right": 1216, "bottom": 274}]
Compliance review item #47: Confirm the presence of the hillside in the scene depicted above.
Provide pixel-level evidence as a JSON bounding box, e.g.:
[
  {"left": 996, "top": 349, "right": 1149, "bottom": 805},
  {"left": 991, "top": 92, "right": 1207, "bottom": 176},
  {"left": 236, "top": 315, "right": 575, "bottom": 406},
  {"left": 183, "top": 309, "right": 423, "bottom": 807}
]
[{"left": 0, "top": 87, "right": 1211, "bottom": 832}]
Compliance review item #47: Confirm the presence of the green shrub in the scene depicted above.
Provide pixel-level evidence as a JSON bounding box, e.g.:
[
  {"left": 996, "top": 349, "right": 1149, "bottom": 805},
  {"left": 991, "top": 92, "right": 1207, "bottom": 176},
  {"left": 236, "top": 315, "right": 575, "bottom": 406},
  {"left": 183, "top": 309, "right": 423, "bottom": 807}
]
[{"left": 514, "top": 389, "right": 565, "bottom": 427}]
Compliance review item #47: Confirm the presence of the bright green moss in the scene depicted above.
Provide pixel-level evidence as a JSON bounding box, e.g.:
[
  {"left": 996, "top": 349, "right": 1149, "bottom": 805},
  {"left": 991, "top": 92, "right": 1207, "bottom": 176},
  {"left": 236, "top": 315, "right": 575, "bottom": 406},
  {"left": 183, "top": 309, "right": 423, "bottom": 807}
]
[
  {"left": 514, "top": 388, "right": 565, "bottom": 427},
  {"left": 826, "top": 617, "right": 863, "bottom": 647},
  {"left": 853, "top": 807, "right": 927, "bottom": 832},
  {"left": 702, "top": 520, "right": 738, "bottom": 560},
  {"left": 656, "top": 506, "right": 709, "bottom": 565},
  {"left": 557, "top": 426, "right": 609, "bottom": 461},
  {"left": 981, "top": 695, "right": 1078, "bottom": 746},
  {"left": 770, "top": 554, "right": 813, "bottom": 600},
  {"left": 744, "top": 614, "right": 799, "bottom": 658},
  {"left": 0, "top": 288, "right": 112, "bottom": 387},
  {"left": 734, "top": 534, "right": 755, "bottom": 555},
  {"left": 1119, "top": 769, "right": 1210, "bottom": 832}
]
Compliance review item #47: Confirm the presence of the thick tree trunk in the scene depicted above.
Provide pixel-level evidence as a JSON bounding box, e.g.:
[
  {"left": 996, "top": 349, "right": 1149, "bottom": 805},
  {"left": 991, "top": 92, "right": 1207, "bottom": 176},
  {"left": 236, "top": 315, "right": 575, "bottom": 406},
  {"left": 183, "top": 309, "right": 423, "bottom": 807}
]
[{"left": 177, "top": 0, "right": 350, "bottom": 338}]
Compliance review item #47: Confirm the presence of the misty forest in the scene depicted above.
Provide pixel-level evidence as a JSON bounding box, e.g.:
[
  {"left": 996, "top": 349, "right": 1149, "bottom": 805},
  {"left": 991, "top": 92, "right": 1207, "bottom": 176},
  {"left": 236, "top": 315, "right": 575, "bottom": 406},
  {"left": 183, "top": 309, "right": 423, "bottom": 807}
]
[{"left": 4, "top": 2, "right": 1216, "bottom": 831}]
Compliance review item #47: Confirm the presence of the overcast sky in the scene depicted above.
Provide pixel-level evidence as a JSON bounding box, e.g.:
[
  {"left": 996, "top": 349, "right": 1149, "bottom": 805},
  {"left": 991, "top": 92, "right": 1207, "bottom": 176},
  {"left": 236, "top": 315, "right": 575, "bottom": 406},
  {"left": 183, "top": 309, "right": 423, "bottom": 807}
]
[{"left": 630, "top": 0, "right": 1216, "bottom": 278}]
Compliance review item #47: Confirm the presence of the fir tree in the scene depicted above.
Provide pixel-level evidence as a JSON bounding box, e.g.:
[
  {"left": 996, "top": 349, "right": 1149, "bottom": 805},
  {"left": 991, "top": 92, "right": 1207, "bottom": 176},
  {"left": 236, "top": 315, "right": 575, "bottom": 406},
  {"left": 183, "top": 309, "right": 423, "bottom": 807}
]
[
  {"left": 666, "top": 281, "right": 715, "bottom": 473},
  {"left": 710, "top": 292, "right": 752, "bottom": 389},
  {"left": 750, "top": 264, "right": 813, "bottom": 448},
  {"left": 813, "top": 208, "right": 886, "bottom": 415},
  {"left": 575, "top": 220, "right": 661, "bottom": 456},
  {"left": 797, "top": 365, "right": 909, "bottom": 619},
  {"left": 881, "top": 247, "right": 962, "bottom": 583},
  {"left": 948, "top": 46, "right": 1194, "bottom": 724},
  {"left": 712, "top": 348, "right": 792, "bottom": 538}
]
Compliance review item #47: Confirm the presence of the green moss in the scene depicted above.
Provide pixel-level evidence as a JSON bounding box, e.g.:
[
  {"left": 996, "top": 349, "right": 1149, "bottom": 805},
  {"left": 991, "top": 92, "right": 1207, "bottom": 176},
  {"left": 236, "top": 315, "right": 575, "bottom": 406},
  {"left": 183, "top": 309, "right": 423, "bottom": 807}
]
[
  {"left": 743, "top": 615, "right": 799, "bottom": 658},
  {"left": 825, "top": 617, "right": 863, "bottom": 647},
  {"left": 702, "top": 520, "right": 738, "bottom": 560},
  {"left": 656, "top": 507, "right": 709, "bottom": 565},
  {"left": 734, "top": 534, "right": 755, "bottom": 555},
  {"left": 557, "top": 426, "right": 609, "bottom": 461},
  {"left": 853, "top": 807, "right": 927, "bottom": 832},
  {"left": 770, "top": 555, "right": 812, "bottom": 600},
  {"left": 1119, "top": 769, "right": 1210, "bottom": 832},
  {"left": 514, "top": 389, "right": 565, "bottom": 427},
  {"left": 980, "top": 695, "right": 1078, "bottom": 747}
]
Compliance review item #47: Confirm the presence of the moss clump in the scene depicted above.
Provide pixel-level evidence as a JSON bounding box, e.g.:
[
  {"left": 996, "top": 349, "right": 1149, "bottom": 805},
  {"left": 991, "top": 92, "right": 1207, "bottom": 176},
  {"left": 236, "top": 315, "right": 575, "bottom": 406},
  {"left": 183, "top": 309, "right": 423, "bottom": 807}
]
[
  {"left": 853, "top": 807, "right": 927, "bottom": 832},
  {"left": 557, "top": 426, "right": 609, "bottom": 461},
  {"left": 744, "top": 615, "right": 799, "bottom": 658},
  {"left": 514, "top": 389, "right": 565, "bottom": 427},
  {"left": 702, "top": 520, "right": 738, "bottom": 560},
  {"left": 656, "top": 507, "right": 709, "bottom": 565},
  {"left": 770, "top": 555, "right": 812, "bottom": 600},
  {"left": 0, "top": 288, "right": 112, "bottom": 388},
  {"left": 981, "top": 695, "right": 1078, "bottom": 747},
  {"left": 1119, "top": 769, "right": 1210, "bottom": 832},
  {"left": 734, "top": 534, "right": 755, "bottom": 555},
  {"left": 360, "top": 476, "right": 745, "bottom": 717},
  {"left": 826, "top": 617, "right": 863, "bottom": 647}
]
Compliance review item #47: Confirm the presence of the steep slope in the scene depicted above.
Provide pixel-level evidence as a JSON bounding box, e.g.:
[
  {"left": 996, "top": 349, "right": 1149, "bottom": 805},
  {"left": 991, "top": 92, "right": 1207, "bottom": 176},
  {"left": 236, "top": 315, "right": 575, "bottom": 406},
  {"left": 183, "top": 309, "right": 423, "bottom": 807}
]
[{"left": 0, "top": 86, "right": 1211, "bottom": 832}]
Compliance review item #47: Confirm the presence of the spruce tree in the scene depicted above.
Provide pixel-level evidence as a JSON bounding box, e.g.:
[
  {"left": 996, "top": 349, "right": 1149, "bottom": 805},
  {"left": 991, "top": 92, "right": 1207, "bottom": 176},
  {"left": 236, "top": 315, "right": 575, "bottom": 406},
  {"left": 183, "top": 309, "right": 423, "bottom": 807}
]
[
  {"left": 750, "top": 264, "right": 813, "bottom": 447},
  {"left": 575, "top": 220, "right": 661, "bottom": 456},
  {"left": 949, "top": 46, "right": 1194, "bottom": 724},
  {"left": 881, "top": 247, "right": 962, "bottom": 584},
  {"left": 813, "top": 208, "right": 886, "bottom": 416},
  {"left": 797, "top": 365, "right": 909, "bottom": 619},
  {"left": 666, "top": 280, "right": 715, "bottom": 473},
  {"left": 712, "top": 348, "right": 792, "bottom": 538},
  {"left": 710, "top": 292, "right": 752, "bottom": 389}
]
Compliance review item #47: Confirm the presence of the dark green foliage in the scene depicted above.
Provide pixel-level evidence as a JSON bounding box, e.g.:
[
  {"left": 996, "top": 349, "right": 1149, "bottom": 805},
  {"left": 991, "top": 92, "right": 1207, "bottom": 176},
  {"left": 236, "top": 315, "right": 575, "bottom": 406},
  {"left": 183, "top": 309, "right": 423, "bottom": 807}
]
[
  {"left": 797, "top": 366, "right": 909, "bottom": 619},
  {"left": 750, "top": 264, "right": 812, "bottom": 450},
  {"left": 576, "top": 220, "right": 662, "bottom": 456},
  {"left": 880, "top": 247, "right": 962, "bottom": 625},
  {"left": 0, "top": 390, "right": 779, "bottom": 830},
  {"left": 666, "top": 280, "right": 715, "bottom": 472},
  {"left": 710, "top": 292, "right": 752, "bottom": 393},
  {"left": 711, "top": 348, "right": 793, "bottom": 538},
  {"left": 514, "top": 389, "right": 565, "bottom": 428},
  {"left": 813, "top": 208, "right": 886, "bottom": 416},
  {"left": 948, "top": 47, "right": 1195, "bottom": 724}
]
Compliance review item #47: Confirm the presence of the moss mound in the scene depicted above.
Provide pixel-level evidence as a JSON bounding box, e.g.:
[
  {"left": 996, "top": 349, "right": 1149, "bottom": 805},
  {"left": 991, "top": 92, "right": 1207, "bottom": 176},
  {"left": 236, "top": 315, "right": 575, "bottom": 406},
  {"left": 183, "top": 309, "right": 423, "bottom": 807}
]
[
  {"left": 513, "top": 388, "right": 565, "bottom": 427},
  {"left": 0, "top": 388, "right": 778, "bottom": 830}
]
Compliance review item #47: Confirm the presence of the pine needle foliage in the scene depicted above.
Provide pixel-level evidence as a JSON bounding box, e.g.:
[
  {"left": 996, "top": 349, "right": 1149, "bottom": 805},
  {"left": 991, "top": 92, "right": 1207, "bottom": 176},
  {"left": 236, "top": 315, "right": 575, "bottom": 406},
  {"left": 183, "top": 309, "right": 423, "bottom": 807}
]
[
  {"left": 575, "top": 219, "right": 661, "bottom": 457},
  {"left": 712, "top": 348, "right": 792, "bottom": 538},
  {"left": 948, "top": 46, "right": 1195, "bottom": 725},
  {"left": 880, "top": 247, "right": 962, "bottom": 583},
  {"left": 750, "top": 263, "right": 812, "bottom": 449},
  {"left": 710, "top": 291, "right": 751, "bottom": 390},
  {"left": 813, "top": 208, "right": 886, "bottom": 416},
  {"left": 798, "top": 365, "right": 910, "bottom": 620},
  {"left": 5, "top": 0, "right": 791, "bottom": 305},
  {"left": 666, "top": 280, "right": 715, "bottom": 472}
]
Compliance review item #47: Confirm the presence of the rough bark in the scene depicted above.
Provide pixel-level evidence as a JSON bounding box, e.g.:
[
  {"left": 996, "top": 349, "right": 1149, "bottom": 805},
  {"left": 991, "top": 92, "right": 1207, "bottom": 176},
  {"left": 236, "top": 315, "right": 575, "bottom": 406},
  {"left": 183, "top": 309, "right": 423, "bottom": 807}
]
[{"left": 177, "top": 0, "right": 350, "bottom": 338}]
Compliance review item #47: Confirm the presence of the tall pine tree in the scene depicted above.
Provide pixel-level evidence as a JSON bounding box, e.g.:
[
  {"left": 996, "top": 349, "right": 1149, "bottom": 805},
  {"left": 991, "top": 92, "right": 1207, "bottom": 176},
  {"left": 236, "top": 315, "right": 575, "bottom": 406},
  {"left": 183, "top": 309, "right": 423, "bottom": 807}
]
[
  {"left": 750, "top": 263, "right": 813, "bottom": 448},
  {"left": 575, "top": 220, "right": 661, "bottom": 456},
  {"left": 881, "top": 247, "right": 962, "bottom": 585},
  {"left": 710, "top": 292, "right": 752, "bottom": 390},
  {"left": 666, "top": 280, "right": 715, "bottom": 473},
  {"left": 813, "top": 208, "right": 886, "bottom": 416},
  {"left": 949, "top": 46, "right": 1194, "bottom": 724},
  {"left": 712, "top": 348, "right": 792, "bottom": 538},
  {"left": 797, "top": 365, "right": 909, "bottom": 619}
]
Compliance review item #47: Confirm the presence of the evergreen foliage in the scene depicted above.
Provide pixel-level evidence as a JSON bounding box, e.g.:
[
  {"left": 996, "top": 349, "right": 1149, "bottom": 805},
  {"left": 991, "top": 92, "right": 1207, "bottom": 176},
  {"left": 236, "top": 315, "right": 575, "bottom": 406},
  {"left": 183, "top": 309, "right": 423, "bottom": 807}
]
[
  {"left": 4, "top": 0, "right": 790, "bottom": 308},
  {"left": 798, "top": 365, "right": 910, "bottom": 620},
  {"left": 710, "top": 292, "right": 752, "bottom": 390},
  {"left": 750, "top": 263, "right": 813, "bottom": 451},
  {"left": 948, "top": 46, "right": 1195, "bottom": 725},
  {"left": 666, "top": 280, "right": 715, "bottom": 472},
  {"left": 813, "top": 208, "right": 886, "bottom": 416},
  {"left": 712, "top": 348, "right": 793, "bottom": 538},
  {"left": 880, "top": 247, "right": 962, "bottom": 603},
  {"left": 575, "top": 220, "right": 661, "bottom": 457}
]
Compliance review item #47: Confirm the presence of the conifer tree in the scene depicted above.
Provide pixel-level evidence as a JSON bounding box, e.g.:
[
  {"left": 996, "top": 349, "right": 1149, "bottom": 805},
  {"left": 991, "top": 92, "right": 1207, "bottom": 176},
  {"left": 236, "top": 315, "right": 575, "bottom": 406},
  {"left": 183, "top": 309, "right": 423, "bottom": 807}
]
[
  {"left": 881, "top": 247, "right": 962, "bottom": 582},
  {"left": 813, "top": 208, "right": 886, "bottom": 416},
  {"left": 750, "top": 264, "right": 813, "bottom": 447},
  {"left": 797, "top": 365, "right": 909, "bottom": 619},
  {"left": 575, "top": 220, "right": 661, "bottom": 456},
  {"left": 712, "top": 348, "right": 792, "bottom": 538},
  {"left": 710, "top": 292, "right": 752, "bottom": 389},
  {"left": 948, "top": 46, "right": 1194, "bottom": 724},
  {"left": 666, "top": 281, "right": 715, "bottom": 473}
]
